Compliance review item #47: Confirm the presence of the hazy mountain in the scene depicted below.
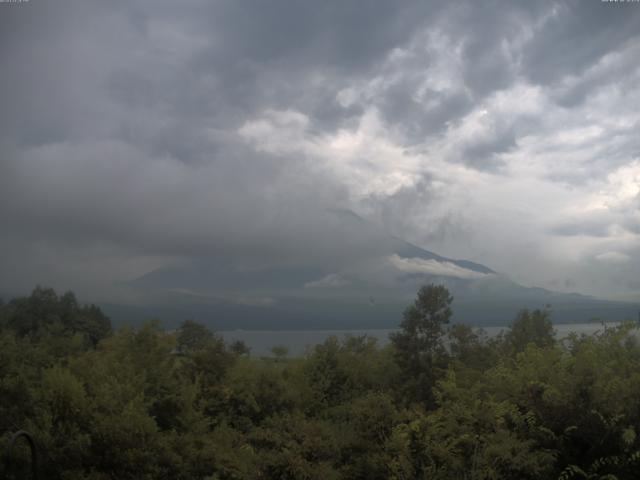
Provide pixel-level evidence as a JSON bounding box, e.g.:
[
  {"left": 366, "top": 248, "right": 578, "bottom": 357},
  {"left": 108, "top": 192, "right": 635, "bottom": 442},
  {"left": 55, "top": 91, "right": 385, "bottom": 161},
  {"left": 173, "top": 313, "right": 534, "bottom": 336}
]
[{"left": 115, "top": 210, "right": 638, "bottom": 330}]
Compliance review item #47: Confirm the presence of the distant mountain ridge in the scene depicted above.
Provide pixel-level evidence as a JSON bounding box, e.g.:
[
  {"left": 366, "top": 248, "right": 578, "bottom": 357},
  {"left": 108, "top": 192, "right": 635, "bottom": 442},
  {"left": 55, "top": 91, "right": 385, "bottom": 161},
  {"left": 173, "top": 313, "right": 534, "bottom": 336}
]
[{"left": 117, "top": 209, "right": 638, "bottom": 330}]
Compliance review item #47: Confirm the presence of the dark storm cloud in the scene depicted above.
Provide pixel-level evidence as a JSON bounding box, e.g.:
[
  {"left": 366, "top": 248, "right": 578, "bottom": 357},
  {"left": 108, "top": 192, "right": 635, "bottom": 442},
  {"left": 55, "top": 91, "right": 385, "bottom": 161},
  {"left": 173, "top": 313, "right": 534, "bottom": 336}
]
[
  {"left": 459, "top": 129, "right": 518, "bottom": 172},
  {"left": 1, "top": 0, "right": 639, "bottom": 300},
  {"left": 550, "top": 218, "right": 613, "bottom": 238},
  {"left": 190, "top": 1, "right": 438, "bottom": 70},
  {"left": 144, "top": 0, "right": 449, "bottom": 138},
  {"left": 361, "top": 176, "right": 472, "bottom": 250},
  {"left": 0, "top": 140, "right": 352, "bottom": 262},
  {"left": 522, "top": 1, "right": 640, "bottom": 86}
]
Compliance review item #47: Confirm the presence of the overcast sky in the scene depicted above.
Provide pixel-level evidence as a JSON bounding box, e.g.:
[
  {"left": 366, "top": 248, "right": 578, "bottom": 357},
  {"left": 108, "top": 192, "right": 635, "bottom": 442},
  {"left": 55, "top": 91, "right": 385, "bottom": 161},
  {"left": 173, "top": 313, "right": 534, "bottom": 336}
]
[{"left": 1, "top": 0, "right": 639, "bottom": 303}]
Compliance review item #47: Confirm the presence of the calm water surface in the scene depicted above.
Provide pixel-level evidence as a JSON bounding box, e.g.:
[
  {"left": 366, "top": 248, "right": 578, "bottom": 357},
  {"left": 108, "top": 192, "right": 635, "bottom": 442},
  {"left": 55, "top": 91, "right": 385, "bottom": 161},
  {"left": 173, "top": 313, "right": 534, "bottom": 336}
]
[{"left": 220, "top": 322, "right": 622, "bottom": 357}]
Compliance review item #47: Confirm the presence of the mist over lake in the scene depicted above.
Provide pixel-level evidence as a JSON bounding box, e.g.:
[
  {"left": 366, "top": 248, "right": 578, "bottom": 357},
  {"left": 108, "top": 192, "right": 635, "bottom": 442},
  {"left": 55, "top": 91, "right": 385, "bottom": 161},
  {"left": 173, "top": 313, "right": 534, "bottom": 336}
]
[{"left": 221, "top": 322, "right": 625, "bottom": 357}]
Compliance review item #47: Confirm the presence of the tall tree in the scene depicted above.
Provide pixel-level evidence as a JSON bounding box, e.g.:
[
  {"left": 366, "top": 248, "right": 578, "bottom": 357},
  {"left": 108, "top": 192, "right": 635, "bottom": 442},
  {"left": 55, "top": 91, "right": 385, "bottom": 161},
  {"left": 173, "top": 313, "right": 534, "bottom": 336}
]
[
  {"left": 390, "top": 283, "right": 453, "bottom": 406},
  {"left": 2, "top": 286, "right": 111, "bottom": 347},
  {"left": 176, "top": 319, "right": 215, "bottom": 354},
  {"left": 504, "top": 308, "right": 555, "bottom": 354}
]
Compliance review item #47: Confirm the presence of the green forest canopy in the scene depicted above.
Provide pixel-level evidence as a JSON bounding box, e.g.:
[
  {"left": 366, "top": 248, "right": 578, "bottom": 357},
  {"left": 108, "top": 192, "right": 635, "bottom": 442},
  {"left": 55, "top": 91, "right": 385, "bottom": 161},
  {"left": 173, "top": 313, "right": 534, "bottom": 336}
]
[{"left": 1, "top": 285, "right": 640, "bottom": 479}]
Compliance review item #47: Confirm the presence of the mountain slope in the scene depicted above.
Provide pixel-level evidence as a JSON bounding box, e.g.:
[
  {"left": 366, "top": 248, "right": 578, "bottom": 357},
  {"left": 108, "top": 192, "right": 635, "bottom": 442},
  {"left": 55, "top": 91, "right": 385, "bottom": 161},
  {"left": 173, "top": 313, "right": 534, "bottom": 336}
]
[{"left": 119, "top": 210, "right": 638, "bottom": 329}]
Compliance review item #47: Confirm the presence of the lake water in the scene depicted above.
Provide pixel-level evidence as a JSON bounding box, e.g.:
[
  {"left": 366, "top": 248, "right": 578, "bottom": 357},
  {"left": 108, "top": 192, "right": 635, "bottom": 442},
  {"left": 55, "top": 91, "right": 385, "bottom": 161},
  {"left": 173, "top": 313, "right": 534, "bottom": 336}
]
[{"left": 220, "top": 322, "right": 624, "bottom": 357}]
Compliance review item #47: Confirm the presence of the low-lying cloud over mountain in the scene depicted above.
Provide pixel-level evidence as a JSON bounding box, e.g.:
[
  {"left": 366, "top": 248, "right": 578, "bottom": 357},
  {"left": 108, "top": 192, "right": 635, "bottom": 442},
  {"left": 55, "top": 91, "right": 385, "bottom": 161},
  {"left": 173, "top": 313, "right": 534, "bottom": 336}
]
[
  {"left": 1, "top": 1, "right": 639, "bottom": 312},
  {"left": 124, "top": 210, "right": 637, "bottom": 329}
]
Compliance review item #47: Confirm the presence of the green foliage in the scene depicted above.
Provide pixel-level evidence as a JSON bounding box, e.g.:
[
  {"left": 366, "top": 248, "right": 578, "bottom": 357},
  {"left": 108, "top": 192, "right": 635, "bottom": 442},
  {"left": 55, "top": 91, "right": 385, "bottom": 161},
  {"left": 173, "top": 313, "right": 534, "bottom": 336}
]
[
  {"left": 2, "top": 285, "right": 640, "bottom": 479},
  {"left": 270, "top": 344, "right": 289, "bottom": 360},
  {"left": 1, "top": 286, "right": 111, "bottom": 348},
  {"left": 504, "top": 308, "right": 556, "bottom": 354},
  {"left": 176, "top": 319, "right": 216, "bottom": 353},
  {"left": 390, "top": 283, "right": 453, "bottom": 406}
]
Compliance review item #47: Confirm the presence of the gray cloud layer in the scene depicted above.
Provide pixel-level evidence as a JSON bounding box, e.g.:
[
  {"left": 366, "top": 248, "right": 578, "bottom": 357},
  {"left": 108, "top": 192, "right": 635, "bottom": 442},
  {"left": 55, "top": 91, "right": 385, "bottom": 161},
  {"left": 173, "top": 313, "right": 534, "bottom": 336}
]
[{"left": 1, "top": 0, "right": 639, "bottom": 301}]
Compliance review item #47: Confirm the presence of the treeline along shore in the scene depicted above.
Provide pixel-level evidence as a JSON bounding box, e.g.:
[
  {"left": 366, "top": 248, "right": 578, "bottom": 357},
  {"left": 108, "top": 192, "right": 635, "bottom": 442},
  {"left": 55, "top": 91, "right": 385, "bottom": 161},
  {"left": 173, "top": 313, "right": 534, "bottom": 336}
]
[{"left": 2, "top": 285, "right": 640, "bottom": 479}]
